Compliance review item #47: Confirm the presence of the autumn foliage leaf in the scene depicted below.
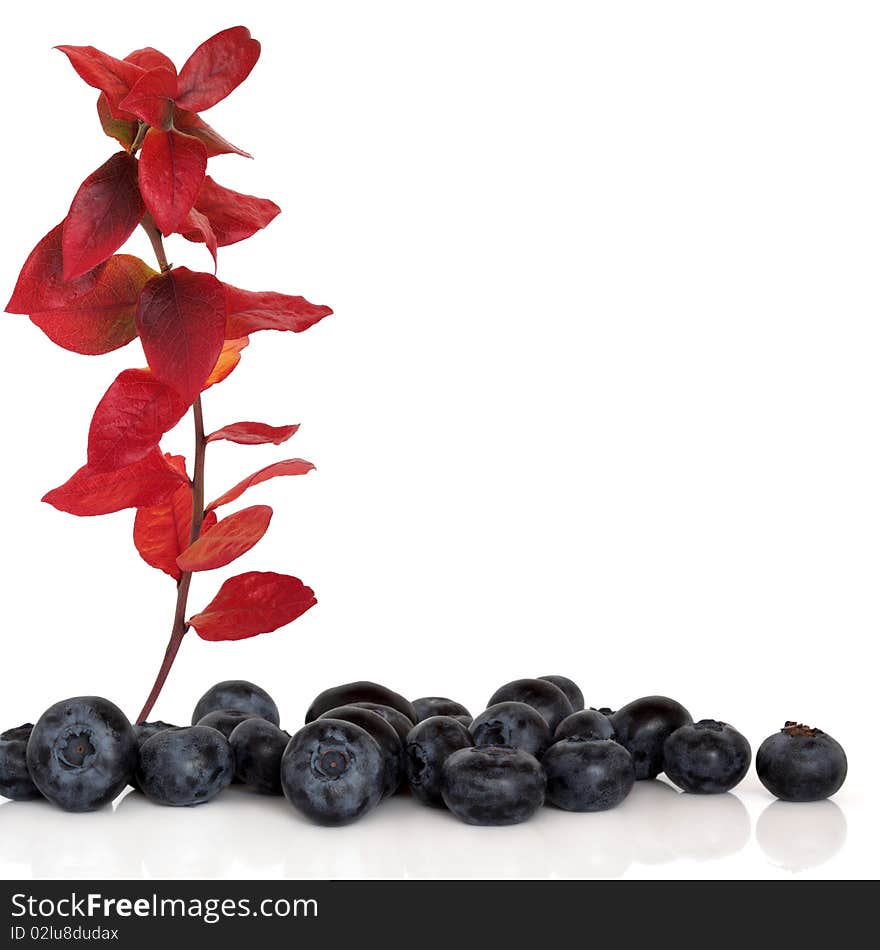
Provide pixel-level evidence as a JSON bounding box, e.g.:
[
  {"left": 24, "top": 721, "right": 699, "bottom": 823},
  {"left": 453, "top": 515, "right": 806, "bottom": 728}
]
[
  {"left": 62, "top": 152, "right": 144, "bottom": 280},
  {"left": 87, "top": 368, "right": 189, "bottom": 472},
  {"left": 173, "top": 107, "right": 252, "bottom": 158},
  {"left": 207, "top": 458, "right": 315, "bottom": 511},
  {"left": 188, "top": 571, "right": 316, "bottom": 641},
  {"left": 206, "top": 422, "right": 299, "bottom": 446},
  {"left": 56, "top": 45, "right": 144, "bottom": 117},
  {"left": 177, "top": 504, "right": 272, "bottom": 572},
  {"left": 136, "top": 267, "right": 226, "bottom": 403},
  {"left": 43, "top": 447, "right": 187, "bottom": 516},
  {"left": 6, "top": 223, "right": 156, "bottom": 355},
  {"left": 175, "top": 27, "right": 260, "bottom": 113},
  {"left": 118, "top": 66, "right": 177, "bottom": 130},
  {"left": 224, "top": 284, "right": 333, "bottom": 337},
  {"left": 202, "top": 337, "right": 249, "bottom": 389},
  {"left": 133, "top": 456, "right": 217, "bottom": 581},
  {"left": 180, "top": 176, "right": 279, "bottom": 248},
  {"left": 138, "top": 127, "right": 207, "bottom": 235},
  {"left": 97, "top": 94, "right": 138, "bottom": 149}
]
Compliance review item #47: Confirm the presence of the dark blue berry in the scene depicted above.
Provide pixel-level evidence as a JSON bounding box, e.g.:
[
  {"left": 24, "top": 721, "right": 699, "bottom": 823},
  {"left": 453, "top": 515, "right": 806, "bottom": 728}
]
[
  {"left": 305, "top": 681, "right": 417, "bottom": 725},
  {"left": 543, "top": 737, "right": 635, "bottom": 811},
  {"left": 229, "top": 718, "right": 290, "bottom": 795},
  {"left": 319, "top": 705, "right": 404, "bottom": 798},
  {"left": 756, "top": 723, "right": 847, "bottom": 802},
  {"left": 26, "top": 697, "right": 136, "bottom": 812},
  {"left": 405, "top": 716, "right": 473, "bottom": 807},
  {"left": 412, "top": 697, "right": 472, "bottom": 722},
  {"left": 130, "top": 722, "right": 178, "bottom": 792},
  {"left": 663, "top": 719, "right": 751, "bottom": 794},
  {"left": 137, "top": 725, "right": 234, "bottom": 806},
  {"left": 471, "top": 702, "right": 551, "bottom": 758},
  {"left": 487, "top": 678, "right": 573, "bottom": 732},
  {"left": 281, "top": 719, "right": 385, "bottom": 825},
  {"left": 452, "top": 715, "right": 474, "bottom": 728},
  {"left": 350, "top": 702, "right": 414, "bottom": 745},
  {"left": 191, "top": 681, "right": 279, "bottom": 726},
  {"left": 441, "top": 746, "right": 545, "bottom": 825},
  {"left": 133, "top": 721, "right": 177, "bottom": 747},
  {"left": 611, "top": 696, "right": 693, "bottom": 780},
  {"left": 0, "top": 724, "right": 41, "bottom": 801},
  {"left": 196, "top": 709, "right": 262, "bottom": 739},
  {"left": 539, "top": 675, "right": 585, "bottom": 711},
  {"left": 555, "top": 709, "right": 616, "bottom": 742}
]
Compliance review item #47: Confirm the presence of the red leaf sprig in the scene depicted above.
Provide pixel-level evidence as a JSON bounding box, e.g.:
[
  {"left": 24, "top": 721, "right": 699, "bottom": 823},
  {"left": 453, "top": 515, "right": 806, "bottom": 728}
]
[{"left": 6, "top": 26, "right": 332, "bottom": 721}]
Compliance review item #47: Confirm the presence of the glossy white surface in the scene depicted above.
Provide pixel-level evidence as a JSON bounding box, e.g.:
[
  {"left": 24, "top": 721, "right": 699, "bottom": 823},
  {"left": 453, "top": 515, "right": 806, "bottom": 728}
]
[{"left": 0, "top": 775, "right": 863, "bottom": 880}]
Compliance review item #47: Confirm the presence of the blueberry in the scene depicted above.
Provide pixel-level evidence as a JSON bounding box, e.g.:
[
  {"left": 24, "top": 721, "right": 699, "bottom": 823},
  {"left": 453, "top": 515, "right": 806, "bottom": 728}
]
[
  {"left": 196, "top": 709, "right": 262, "bottom": 739},
  {"left": 192, "top": 680, "right": 279, "bottom": 726},
  {"left": 305, "top": 681, "right": 417, "bottom": 725},
  {"left": 663, "top": 719, "right": 751, "bottom": 794},
  {"left": 318, "top": 705, "right": 404, "bottom": 798},
  {"left": 133, "top": 721, "right": 177, "bottom": 747},
  {"left": 487, "top": 678, "right": 573, "bottom": 733},
  {"left": 441, "top": 746, "right": 546, "bottom": 825},
  {"left": 592, "top": 707, "right": 616, "bottom": 716},
  {"left": 405, "top": 716, "right": 473, "bottom": 807},
  {"left": 26, "top": 697, "right": 137, "bottom": 812},
  {"left": 555, "top": 709, "right": 616, "bottom": 742},
  {"left": 0, "top": 724, "right": 41, "bottom": 801},
  {"left": 281, "top": 719, "right": 385, "bottom": 825},
  {"left": 137, "top": 726, "right": 235, "bottom": 806},
  {"left": 539, "top": 675, "right": 585, "bottom": 712},
  {"left": 756, "top": 722, "right": 847, "bottom": 802},
  {"left": 350, "top": 702, "right": 414, "bottom": 746},
  {"left": 452, "top": 715, "right": 474, "bottom": 728},
  {"left": 412, "top": 697, "right": 472, "bottom": 723},
  {"left": 543, "top": 737, "right": 635, "bottom": 811},
  {"left": 229, "top": 718, "right": 291, "bottom": 795},
  {"left": 130, "top": 722, "right": 179, "bottom": 792},
  {"left": 610, "top": 696, "right": 693, "bottom": 780},
  {"left": 471, "top": 702, "right": 552, "bottom": 759}
]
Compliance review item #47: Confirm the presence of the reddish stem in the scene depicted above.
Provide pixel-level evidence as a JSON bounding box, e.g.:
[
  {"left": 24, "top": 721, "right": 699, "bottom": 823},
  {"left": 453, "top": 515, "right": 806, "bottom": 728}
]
[{"left": 135, "top": 222, "right": 207, "bottom": 723}]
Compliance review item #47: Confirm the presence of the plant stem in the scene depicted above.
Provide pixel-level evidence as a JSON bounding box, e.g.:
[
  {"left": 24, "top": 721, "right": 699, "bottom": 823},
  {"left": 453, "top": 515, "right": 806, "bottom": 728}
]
[
  {"left": 135, "top": 226, "right": 207, "bottom": 723},
  {"left": 141, "top": 214, "right": 171, "bottom": 272}
]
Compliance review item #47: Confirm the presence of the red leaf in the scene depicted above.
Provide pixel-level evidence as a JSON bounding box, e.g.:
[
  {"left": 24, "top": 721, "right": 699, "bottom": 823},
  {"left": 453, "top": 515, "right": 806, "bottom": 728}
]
[
  {"left": 56, "top": 45, "right": 144, "bottom": 117},
  {"left": 177, "top": 504, "right": 272, "bottom": 572},
  {"left": 136, "top": 267, "right": 226, "bottom": 403},
  {"left": 203, "top": 337, "right": 249, "bottom": 389},
  {"left": 182, "top": 207, "right": 217, "bottom": 269},
  {"left": 224, "top": 283, "right": 332, "bottom": 337},
  {"left": 62, "top": 152, "right": 144, "bottom": 280},
  {"left": 172, "top": 108, "right": 252, "bottom": 158},
  {"left": 188, "top": 571, "right": 316, "bottom": 641},
  {"left": 118, "top": 67, "right": 177, "bottom": 129},
  {"left": 125, "top": 47, "right": 176, "bottom": 73},
  {"left": 87, "top": 368, "right": 188, "bottom": 472},
  {"left": 206, "top": 422, "right": 299, "bottom": 445},
  {"left": 138, "top": 128, "right": 207, "bottom": 235},
  {"left": 6, "top": 225, "right": 155, "bottom": 355},
  {"left": 134, "top": 455, "right": 217, "bottom": 581},
  {"left": 29, "top": 255, "right": 155, "bottom": 356},
  {"left": 43, "top": 447, "right": 187, "bottom": 517},
  {"left": 176, "top": 26, "right": 260, "bottom": 113},
  {"left": 180, "top": 176, "right": 279, "bottom": 247},
  {"left": 207, "top": 458, "right": 315, "bottom": 511},
  {"left": 97, "top": 94, "right": 138, "bottom": 149}
]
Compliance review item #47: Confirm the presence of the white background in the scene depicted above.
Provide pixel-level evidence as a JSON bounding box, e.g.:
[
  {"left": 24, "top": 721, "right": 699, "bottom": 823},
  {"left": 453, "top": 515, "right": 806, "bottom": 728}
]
[{"left": 0, "top": 0, "right": 877, "bottom": 879}]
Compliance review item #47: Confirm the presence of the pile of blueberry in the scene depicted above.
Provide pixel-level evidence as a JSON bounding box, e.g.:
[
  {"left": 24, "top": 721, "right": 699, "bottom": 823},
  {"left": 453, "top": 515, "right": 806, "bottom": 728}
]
[{"left": 0, "top": 676, "right": 848, "bottom": 826}]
